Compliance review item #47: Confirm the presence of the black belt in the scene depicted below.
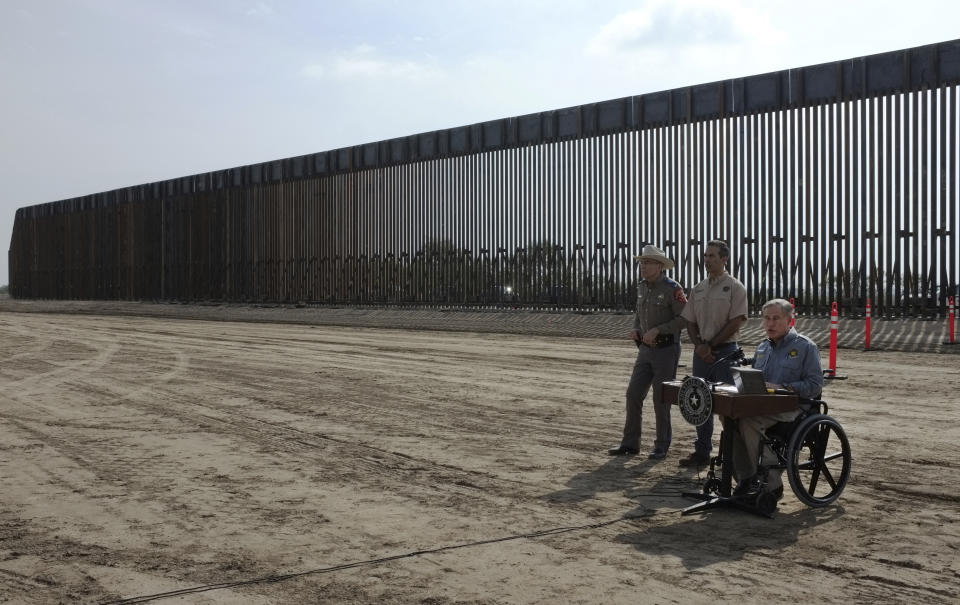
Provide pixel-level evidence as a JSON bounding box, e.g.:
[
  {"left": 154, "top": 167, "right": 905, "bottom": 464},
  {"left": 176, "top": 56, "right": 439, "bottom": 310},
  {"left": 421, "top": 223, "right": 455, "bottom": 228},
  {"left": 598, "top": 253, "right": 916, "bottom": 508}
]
[
  {"left": 637, "top": 334, "right": 676, "bottom": 349},
  {"left": 712, "top": 341, "right": 738, "bottom": 349}
]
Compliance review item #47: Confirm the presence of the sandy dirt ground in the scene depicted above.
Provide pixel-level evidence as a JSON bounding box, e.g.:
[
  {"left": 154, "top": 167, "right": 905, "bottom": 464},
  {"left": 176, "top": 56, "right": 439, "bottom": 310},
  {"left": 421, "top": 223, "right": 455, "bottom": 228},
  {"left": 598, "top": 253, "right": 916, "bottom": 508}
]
[{"left": 0, "top": 309, "right": 958, "bottom": 604}]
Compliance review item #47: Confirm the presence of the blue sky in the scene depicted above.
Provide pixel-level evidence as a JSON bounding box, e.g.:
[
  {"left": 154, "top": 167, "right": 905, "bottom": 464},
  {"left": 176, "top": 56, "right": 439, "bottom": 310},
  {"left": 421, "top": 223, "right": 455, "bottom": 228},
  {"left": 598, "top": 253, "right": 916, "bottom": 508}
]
[{"left": 2, "top": 0, "right": 958, "bottom": 286}]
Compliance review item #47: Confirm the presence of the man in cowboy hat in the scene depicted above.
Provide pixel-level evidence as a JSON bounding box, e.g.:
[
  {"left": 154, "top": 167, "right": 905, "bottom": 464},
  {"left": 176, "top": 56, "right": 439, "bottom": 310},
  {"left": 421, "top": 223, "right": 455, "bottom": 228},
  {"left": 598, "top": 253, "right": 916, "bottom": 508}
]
[{"left": 608, "top": 244, "right": 687, "bottom": 459}]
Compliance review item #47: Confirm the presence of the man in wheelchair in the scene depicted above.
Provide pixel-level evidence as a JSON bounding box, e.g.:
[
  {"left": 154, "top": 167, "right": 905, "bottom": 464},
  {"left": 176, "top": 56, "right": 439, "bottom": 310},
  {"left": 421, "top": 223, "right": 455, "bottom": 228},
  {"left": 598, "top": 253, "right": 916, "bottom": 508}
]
[{"left": 731, "top": 298, "right": 825, "bottom": 503}]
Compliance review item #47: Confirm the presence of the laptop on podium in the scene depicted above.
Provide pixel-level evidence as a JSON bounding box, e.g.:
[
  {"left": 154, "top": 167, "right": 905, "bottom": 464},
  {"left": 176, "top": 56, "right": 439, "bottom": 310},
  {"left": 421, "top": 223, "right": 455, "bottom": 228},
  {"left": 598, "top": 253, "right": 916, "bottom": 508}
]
[{"left": 732, "top": 367, "right": 768, "bottom": 394}]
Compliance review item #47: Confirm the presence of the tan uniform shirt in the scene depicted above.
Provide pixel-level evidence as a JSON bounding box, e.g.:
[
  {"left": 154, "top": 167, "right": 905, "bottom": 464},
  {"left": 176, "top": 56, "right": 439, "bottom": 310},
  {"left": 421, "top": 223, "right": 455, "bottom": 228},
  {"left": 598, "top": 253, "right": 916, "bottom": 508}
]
[
  {"left": 680, "top": 272, "right": 748, "bottom": 344},
  {"left": 633, "top": 276, "right": 687, "bottom": 337}
]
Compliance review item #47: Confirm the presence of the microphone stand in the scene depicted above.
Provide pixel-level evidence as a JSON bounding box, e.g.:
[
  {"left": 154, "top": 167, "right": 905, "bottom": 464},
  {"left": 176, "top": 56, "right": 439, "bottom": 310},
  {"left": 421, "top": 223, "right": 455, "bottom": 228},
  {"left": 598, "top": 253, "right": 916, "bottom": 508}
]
[{"left": 704, "top": 347, "right": 747, "bottom": 389}]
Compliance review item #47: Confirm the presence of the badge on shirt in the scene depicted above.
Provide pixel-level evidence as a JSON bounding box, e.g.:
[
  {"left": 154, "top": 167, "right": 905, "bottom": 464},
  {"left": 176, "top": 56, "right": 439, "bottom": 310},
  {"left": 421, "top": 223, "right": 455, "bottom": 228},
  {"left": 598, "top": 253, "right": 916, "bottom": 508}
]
[
  {"left": 723, "top": 286, "right": 730, "bottom": 292},
  {"left": 789, "top": 349, "right": 798, "bottom": 357}
]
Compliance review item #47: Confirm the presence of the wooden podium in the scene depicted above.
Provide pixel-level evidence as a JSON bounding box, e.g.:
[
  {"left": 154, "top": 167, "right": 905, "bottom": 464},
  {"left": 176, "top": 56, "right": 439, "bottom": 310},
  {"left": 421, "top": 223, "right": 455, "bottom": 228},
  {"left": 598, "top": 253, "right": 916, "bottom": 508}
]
[
  {"left": 662, "top": 381, "right": 799, "bottom": 419},
  {"left": 662, "top": 379, "right": 800, "bottom": 516}
]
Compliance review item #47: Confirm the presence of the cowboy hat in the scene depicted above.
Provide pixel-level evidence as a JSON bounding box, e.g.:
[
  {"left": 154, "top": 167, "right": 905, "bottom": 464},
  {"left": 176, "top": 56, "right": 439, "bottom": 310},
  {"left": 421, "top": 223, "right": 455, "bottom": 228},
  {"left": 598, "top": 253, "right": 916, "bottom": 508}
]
[{"left": 633, "top": 244, "right": 675, "bottom": 270}]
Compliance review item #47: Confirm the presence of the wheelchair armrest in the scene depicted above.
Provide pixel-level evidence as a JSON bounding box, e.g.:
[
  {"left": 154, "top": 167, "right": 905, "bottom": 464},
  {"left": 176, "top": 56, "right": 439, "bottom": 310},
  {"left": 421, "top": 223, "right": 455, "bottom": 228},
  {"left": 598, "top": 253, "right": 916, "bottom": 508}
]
[{"left": 798, "top": 397, "right": 827, "bottom": 415}]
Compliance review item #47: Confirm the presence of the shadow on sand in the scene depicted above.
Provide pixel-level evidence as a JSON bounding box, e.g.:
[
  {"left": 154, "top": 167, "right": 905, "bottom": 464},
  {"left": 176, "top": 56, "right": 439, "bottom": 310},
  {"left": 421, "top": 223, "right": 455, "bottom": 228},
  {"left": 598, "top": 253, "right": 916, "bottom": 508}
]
[
  {"left": 543, "top": 455, "right": 847, "bottom": 570},
  {"left": 614, "top": 503, "right": 847, "bottom": 569}
]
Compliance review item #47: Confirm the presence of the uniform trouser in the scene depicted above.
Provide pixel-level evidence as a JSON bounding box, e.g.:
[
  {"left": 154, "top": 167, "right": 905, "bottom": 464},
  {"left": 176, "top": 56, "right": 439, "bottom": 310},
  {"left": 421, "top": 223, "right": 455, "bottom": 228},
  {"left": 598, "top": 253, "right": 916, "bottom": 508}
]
[
  {"left": 732, "top": 409, "right": 801, "bottom": 492},
  {"left": 620, "top": 342, "right": 681, "bottom": 451},
  {"left": 690, "top": 342, "right": 739, "bottom": 458}
]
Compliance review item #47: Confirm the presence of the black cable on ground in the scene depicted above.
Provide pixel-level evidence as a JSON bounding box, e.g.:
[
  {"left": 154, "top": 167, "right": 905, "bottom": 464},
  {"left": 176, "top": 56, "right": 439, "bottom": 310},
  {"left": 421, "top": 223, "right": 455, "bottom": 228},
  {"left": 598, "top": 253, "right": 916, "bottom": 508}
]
[{"left": 100, "top": 510, "right": 666, "bottom": 604}]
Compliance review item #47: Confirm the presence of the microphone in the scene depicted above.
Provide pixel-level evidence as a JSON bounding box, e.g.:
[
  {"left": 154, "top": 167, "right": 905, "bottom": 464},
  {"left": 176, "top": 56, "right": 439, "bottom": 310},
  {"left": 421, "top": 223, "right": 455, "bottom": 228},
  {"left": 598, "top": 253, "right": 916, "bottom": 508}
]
[{"left": 707, "top": 347, "right": 745, "bottom": 372}]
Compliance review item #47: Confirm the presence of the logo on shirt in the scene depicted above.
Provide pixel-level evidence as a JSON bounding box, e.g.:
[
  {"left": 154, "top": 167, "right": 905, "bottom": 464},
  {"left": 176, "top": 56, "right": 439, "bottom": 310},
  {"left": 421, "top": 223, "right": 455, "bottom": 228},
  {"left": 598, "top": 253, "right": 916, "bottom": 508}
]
[
  {"left": 789, "top": 349, "right": 799, "bottom": 357},
  {"left": 674, "top": 289, "right": 687, "bottom": 303}
]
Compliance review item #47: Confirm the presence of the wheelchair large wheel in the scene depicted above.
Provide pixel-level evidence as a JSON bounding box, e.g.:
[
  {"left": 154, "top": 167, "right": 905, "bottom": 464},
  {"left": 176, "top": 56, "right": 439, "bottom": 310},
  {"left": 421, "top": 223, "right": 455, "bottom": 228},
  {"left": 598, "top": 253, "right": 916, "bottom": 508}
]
[{"left": 785, "top": 414, "right": 851, "bottom": 507}]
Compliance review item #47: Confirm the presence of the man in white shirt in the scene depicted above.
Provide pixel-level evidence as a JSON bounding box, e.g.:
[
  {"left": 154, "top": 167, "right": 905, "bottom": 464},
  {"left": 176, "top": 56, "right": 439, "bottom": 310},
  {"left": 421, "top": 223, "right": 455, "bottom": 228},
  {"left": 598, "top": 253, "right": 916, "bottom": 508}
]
[{"left": 678, "top": 240, "right": 748, "bottom": 467}]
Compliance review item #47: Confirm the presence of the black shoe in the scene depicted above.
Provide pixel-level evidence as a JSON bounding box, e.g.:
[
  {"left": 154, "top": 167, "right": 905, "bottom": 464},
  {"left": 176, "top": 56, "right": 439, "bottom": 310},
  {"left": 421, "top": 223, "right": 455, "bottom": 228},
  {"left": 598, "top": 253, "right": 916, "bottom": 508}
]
[
  {"left": 608, "top": 445, "right": 639, "bottom": 456},
  {"left": 732, "top": 479, "right": 759, "bottom": 497},
  {"left": 648, "top": 449, "right": 667, "bottom": 460},
  {"left": 678, "top": 452, "right": 710, "bottom": 467}
]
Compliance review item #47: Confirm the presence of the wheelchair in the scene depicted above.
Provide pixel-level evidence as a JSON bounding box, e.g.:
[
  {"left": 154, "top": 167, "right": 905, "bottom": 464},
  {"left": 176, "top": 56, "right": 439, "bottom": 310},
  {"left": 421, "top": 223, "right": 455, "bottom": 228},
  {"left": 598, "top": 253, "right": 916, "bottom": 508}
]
[
  {"left": 698, "top": 398, "right": 853, "bottom": 514},
  {"left": 685, "top": 352, "right": 853, "bottom": 516}
]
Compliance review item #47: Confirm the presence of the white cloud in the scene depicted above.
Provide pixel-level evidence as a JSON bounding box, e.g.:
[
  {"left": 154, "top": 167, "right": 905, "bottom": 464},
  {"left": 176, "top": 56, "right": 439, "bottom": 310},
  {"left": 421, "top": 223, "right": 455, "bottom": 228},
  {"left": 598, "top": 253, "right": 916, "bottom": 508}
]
[
  {"left": 301, "top": 45, "right": 442, "bottom": 81},
  {"left": 586, "top": 0, "right": 782, "bottom": 56},
  {"left": 586, "top": 7, "right": 654, "bottom": 55},
  {"left": 246, "top": 2, "right": 274, "bottom": 18},
  {"left": 335, "top": 57, "right": 434, "bottom": 79},
  {"left": 334, "top": 56, "right": 386, "bottom": 77},
  {"left": 577, "top": 0, "right": 790, "bottom": 92},
  {"left": 301, "top": 64, "right": 325, "bottom": 79}
]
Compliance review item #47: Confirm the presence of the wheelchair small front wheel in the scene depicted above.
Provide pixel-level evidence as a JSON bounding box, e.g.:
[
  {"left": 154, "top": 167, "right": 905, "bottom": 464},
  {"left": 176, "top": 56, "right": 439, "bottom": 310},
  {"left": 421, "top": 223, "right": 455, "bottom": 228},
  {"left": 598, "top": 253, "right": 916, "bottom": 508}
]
[
  {"left": 785, "top": 414, "right": 852, "bottom": 507},
  {"left": 702, "top": 477, "right": 721, "bottom": 496}
]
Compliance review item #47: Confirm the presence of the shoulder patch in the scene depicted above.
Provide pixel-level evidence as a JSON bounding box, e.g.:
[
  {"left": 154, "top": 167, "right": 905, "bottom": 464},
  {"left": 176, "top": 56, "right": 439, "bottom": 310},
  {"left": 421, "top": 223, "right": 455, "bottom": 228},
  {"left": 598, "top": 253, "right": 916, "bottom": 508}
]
[{"left": 663, "top": 278, "right": 687, "bottom": 303}]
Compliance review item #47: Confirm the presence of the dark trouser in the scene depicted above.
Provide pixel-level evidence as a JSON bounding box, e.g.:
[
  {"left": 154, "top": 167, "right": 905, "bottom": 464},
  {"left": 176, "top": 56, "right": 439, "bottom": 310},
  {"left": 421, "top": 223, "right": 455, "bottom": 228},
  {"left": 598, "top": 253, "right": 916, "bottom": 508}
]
[
  {"left": 621, "top": 342, "right": 681, "bottom": 452},
  {"left": 691, "top": 341, "right": 739, "bottom": 458},
  {"left": 732, "top": 409, "right": 801, "bottom": 491}
]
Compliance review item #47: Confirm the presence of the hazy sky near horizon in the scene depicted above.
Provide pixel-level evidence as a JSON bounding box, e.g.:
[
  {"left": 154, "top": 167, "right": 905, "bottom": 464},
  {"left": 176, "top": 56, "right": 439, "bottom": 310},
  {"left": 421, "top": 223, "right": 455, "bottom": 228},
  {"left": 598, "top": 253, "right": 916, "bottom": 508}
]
[{"left": 2, "top": 0, "right": 958, "bottom": 286}]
